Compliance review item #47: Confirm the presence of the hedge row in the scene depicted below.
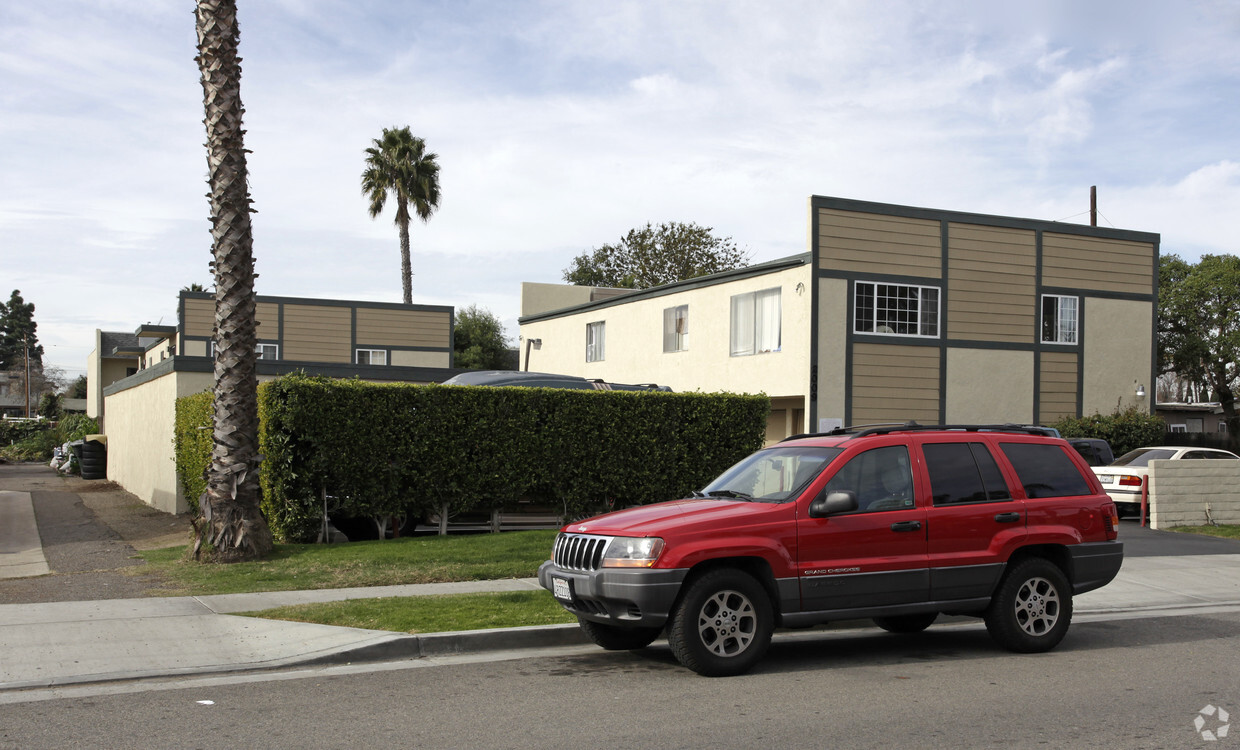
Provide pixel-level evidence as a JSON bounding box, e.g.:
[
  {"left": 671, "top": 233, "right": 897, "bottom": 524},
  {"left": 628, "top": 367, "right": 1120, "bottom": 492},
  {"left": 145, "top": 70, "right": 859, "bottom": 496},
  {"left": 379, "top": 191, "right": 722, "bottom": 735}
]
[
  {"left": 176, "top": 374, "right": 770, "bottom": 542},
  {"left": 173, "top": 391, "right": 214, "bottom": 516},
  {"left": 1051, "top": 407, "right": 1167, "bottom": 457}
]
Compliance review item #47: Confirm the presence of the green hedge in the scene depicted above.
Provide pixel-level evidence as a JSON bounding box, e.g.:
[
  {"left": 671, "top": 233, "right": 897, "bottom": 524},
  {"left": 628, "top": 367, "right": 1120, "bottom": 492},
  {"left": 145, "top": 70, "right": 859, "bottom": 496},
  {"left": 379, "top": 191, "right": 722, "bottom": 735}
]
[
  {"left": 176, "top": 374, "right": 769, "bottom": 542},
  {"left": 1051, "top": 407, "right": 1167, "bottom": 457},
  {"left": 174, "top": 391, "right": 215, "bottom": 516}
]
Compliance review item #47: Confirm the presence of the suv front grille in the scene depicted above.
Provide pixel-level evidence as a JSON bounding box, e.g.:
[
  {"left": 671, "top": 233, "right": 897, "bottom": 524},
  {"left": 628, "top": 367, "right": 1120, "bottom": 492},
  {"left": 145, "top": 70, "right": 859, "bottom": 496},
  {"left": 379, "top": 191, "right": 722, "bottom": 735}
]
[{"left": 554, "top": 533, "right": 611, "bottom": 572}]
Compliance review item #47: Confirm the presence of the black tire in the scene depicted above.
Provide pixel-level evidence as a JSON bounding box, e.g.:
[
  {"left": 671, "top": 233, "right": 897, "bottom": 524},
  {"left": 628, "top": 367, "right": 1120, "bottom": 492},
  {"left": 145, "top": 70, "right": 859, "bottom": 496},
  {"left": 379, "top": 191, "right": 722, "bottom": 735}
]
[
  {"left": 984, "top": 558, "right": 1072, "bottom": 653},
  {"left": 578, "top": 619, "right": 661, "bottom": 651},
  {"left": 668, "top": 569, "right": 773, "bottom": 677},
  {"left": 873, "top": 612, "right": 938, "bottom": 634}
]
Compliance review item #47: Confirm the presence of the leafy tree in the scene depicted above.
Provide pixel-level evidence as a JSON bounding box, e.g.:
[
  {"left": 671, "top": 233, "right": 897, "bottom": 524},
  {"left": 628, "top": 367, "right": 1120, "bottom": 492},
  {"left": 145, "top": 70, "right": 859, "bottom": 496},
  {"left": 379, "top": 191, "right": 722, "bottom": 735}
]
[
  {"left": 361, "top": 127, "right": 441, "bottom": 304},
  {"left": 1159, "top": 253, "right": 1240, "bottom": 434},
  {"left": 563, "top": 221, "right": 748, "bottom": 289},
  {"left": 65, "top": 375, "right": 88, "bottom": 399},
  {"left": 454, "top": 305, "right": 515, "bottom": 370},
  {"left": 194, "top": 0, "right": 274, "bottom": 562},
  {"left": 0, "top": 290, "right": 43, "bottom": 371}
]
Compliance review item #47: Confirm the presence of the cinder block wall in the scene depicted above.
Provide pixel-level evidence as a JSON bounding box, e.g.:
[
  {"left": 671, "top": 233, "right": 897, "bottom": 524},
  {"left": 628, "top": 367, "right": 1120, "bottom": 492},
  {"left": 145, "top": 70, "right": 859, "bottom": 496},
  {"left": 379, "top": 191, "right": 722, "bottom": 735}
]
[{"left": 1148, "top": 460, "right": 1240, "bottom": 529}]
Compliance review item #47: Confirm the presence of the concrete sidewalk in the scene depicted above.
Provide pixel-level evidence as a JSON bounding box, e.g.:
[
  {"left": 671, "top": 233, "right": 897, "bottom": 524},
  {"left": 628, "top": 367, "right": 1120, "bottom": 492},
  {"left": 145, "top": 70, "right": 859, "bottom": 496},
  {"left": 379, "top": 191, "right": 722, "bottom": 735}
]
[{"left": 3, "top": 553, "right": 1240, "bottom": 691}]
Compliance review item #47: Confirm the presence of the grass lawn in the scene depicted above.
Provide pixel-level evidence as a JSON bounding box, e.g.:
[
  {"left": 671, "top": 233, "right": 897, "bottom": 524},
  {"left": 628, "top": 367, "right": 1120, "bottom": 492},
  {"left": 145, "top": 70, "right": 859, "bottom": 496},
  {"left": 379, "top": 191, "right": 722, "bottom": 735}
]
[
  {"left": 240, "top": 590, "right": 577, "bottom": 633},
  {"left": 1169, "top": 524, "right": 1240, "bottom": 540},
  {"left": 138, "top": 529, "right": 558, "bottom": 596}
]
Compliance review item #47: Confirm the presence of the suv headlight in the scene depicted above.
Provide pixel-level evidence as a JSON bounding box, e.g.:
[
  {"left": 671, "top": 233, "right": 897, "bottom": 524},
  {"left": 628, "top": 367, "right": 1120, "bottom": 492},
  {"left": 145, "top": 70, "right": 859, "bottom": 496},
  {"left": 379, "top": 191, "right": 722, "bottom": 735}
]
[{"left": 601, "top": 536, "right": 665, "bottom": 568}]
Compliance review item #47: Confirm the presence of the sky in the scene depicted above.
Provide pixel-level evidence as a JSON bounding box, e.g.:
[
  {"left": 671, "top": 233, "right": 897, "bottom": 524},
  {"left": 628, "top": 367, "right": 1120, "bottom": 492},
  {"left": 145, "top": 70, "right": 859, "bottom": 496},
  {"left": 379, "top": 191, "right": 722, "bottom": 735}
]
[{"left": 3, "top": 0, "right": 1239, "bottom": 381}]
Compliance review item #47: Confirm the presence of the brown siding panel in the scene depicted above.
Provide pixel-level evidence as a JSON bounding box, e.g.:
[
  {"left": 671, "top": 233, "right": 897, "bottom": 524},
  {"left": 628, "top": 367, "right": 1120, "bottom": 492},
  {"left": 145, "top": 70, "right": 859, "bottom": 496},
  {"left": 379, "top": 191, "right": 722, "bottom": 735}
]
[
  {"left": 183, "top": 298, "right": 214, "bottom": 338},
  {"left": 256, "top": 302, "right": 279, "bottom": 340},
  {"left": 1039, "top": 351, "right": 1078, "bottom": 423},
  {"left": 356, "top": 308, "right": 451, "bottom": 348},
  {"left": 947, "top": 223, "right": 1036, "bottom": 343},
  {"left": 851, "top": 343, "right": 941, "bottom": 424},
  {"left": 1042, "top": 233, "right": 1154, "bottom": 295},
  {"left": 282, "top": 305, "right": 351, "bottom": 363},
  {"left": 818, "top": 209, "right": 942, "bottom": 278}
]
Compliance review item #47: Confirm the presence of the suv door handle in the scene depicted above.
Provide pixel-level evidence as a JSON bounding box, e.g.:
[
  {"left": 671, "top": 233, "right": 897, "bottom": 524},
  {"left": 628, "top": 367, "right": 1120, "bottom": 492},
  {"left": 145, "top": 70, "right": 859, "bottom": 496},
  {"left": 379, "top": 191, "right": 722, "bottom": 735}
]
[
  {"left": 890, "top": 521, "right": 922, "bottom": 532},
  {"left": 994, "top": 512, "right": 1021, "bottom": 523}
]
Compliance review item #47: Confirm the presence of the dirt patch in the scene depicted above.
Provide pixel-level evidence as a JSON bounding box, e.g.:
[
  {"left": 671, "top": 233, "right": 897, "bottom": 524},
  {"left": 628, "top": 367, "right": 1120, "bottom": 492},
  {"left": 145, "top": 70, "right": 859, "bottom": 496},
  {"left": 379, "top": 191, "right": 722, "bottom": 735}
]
[{"left": 29, "top": 471, "right": 194, "bottom": 551}]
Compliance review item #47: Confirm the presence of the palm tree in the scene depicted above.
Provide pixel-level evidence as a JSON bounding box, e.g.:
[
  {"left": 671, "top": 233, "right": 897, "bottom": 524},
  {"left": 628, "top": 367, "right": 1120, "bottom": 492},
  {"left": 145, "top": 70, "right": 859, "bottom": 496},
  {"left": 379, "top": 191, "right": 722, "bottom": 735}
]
[
  {"left": 193, "top": 0, "right": 273, "bottom": 562},
  {"left": 361, "top": 127, "right": 441, "bottom": 304}
]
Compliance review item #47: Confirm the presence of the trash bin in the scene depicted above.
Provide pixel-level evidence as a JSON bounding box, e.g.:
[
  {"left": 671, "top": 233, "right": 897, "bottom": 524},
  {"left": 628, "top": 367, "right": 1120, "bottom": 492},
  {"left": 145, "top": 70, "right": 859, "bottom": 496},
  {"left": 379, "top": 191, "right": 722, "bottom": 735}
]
[{"left": 79, "top": 434, "right": 107, "bottom": 480}]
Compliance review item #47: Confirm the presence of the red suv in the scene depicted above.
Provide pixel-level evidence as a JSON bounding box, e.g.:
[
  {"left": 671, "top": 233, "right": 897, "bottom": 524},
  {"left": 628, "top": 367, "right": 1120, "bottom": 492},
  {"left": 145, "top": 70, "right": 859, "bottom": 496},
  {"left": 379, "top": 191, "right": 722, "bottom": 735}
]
[{"left": 538, "top": 424, "right": 1123, "bottom": 676}]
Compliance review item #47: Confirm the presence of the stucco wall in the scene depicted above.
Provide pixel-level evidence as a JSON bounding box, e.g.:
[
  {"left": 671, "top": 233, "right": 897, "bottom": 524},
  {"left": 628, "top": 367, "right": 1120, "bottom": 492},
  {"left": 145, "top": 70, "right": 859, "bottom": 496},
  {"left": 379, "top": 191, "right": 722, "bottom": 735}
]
[
  {"left": 103, "top": 370, "right": 213, "bottom": 514},
  {"left": 1148, "top": 460, "right": 1240, "bottom": 529},
  {"left": 520, "top": 264, "right": 813, "bottom": 400},
  {"left": 1083, "top": 297, "right": 1153, "bottom": 415},
  {"left": 945, "top": 348, "right": 1034, "bottom": 424}
]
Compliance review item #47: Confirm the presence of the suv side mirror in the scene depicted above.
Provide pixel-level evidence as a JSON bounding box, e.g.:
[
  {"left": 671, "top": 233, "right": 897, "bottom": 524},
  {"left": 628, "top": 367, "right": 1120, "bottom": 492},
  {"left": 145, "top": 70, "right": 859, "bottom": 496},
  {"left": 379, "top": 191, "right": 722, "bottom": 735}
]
[{"left": 809, "top": 490, "right": 857, "bottom": 518}]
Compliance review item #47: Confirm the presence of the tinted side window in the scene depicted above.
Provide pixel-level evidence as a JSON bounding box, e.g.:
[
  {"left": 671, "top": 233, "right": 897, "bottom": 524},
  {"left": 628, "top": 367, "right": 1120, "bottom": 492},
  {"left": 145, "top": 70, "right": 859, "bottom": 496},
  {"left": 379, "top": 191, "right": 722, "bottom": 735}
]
[
  {"left": 999, "top": 443, "right": 1092, "bottom": 498},
  {"left": 822, "top": 445, "right": 914, "bottom": 512},
  {"left": 924, "top": 442, "right": 1012, "bottom": 505}
]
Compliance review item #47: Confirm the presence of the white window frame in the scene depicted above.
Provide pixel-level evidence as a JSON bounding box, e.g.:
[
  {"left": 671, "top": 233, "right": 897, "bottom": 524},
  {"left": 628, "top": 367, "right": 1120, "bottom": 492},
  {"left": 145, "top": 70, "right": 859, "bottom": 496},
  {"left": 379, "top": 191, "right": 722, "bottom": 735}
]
[
  {"left": 1041, "top": 294, "right": 1079, "bottom": 345},
  {"left": 853, "top": 281, "right": 940, "bottom": 338},
  {"left": 256, "top": 343, "right": 279, "bottom": 360},
  {"left": 730, "top": 288, "right": 782, "bottom": 357},
  {"left": 663, "top": 305, "right": 688, "bottom": 353},
  {"left": 1168, "top": 424, "right": 1188, "bottom": 433},
  {"left": 586, "top": 321, "right": 605, "bottom": 362},
  {"left": 356, "top": 348, "right": 387, "bottom": 366}
]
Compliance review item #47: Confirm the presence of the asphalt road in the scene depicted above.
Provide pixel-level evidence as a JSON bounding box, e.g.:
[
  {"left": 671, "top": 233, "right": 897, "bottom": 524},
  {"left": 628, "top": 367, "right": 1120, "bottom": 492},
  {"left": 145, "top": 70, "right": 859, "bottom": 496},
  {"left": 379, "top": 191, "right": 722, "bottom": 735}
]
[{"left": 2, "top": 609, "right": 1237, "bottom": 749}]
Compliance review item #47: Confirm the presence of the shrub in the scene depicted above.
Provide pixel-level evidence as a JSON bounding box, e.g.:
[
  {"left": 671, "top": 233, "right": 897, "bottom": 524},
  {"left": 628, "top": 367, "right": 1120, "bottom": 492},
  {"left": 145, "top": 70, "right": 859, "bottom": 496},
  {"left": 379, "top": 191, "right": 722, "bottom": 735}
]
[
  {"left": 173, "top": 391, "right": 214, "bottom": 516},
  {"left": 176, "top": 374, "right": 770, "bottom": 542},
  {"left": 1052, "top": 407, "right": 1166, "bottom": 457}
]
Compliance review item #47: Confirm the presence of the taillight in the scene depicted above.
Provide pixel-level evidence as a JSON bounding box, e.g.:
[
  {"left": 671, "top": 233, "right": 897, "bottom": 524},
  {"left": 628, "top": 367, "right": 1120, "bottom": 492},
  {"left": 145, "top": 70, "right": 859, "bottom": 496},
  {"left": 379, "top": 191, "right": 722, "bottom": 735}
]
[
  {"left": 1103, "top": 504, "right": 1119, "bottom": 540},
  {"left": 1118, "top": 475, "right": 1143, "bottom": 487}
]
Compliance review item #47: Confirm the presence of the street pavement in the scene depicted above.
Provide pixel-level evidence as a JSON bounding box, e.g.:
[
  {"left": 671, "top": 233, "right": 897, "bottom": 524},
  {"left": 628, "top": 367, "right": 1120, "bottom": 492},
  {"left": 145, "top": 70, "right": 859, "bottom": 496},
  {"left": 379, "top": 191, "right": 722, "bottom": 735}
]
[{"left": 3, "top": 468, "right": 1240, "bottom": 691}]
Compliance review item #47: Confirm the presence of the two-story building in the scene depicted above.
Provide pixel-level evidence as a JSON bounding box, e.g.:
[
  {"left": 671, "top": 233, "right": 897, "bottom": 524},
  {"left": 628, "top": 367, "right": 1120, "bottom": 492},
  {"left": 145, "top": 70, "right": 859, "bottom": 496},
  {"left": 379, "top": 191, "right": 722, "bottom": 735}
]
[
  {"left": 90, "top": 291, "right": 457, "bottom": 512},
  {"left": 519, "top": 195, "right": 1159, "bottom": 442}
]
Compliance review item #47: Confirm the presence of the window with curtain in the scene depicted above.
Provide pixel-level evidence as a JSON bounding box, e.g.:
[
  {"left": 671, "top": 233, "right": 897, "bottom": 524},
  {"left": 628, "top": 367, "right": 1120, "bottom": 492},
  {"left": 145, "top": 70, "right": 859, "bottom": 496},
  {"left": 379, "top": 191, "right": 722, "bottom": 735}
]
[
  {"left": 854, "top": 281, "right": 940, "bottom": 337},
  {"left": 586, "top": 321, "right": 605, "bottom": 362},
  {"left": 1041, "top": 295, "right": 1078, "bottom": 344},
  {"left": 730, "top": 288, "right": 781, "bottom": 356},
  {"left": 663, "top": 305, "right": 688, "bottom": 352}
]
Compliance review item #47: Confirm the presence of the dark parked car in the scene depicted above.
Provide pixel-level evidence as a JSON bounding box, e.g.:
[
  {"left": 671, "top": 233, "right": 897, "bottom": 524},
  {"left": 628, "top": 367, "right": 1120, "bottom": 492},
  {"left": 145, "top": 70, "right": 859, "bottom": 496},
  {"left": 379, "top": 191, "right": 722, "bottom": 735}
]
[
  {"left": 1067, "top": 438, "right": 1114, "bottom": 467},
  {"left": 442, "top": 370, "right": 671, "bottom": 391}
]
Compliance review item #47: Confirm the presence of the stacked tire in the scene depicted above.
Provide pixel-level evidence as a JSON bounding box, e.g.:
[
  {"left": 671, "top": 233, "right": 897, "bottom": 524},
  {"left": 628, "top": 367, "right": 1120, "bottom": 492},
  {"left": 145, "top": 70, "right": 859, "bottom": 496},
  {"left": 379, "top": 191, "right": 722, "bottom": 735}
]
[{"left": 79, "top": 439, "right": 107, "bottom": 480}]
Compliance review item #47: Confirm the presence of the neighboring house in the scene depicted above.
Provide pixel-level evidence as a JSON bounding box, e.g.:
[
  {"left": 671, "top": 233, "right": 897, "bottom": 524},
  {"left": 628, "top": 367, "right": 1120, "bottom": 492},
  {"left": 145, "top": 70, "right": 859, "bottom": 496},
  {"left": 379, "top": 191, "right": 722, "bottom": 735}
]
[
  {"left": 93, "top": 291, "right": 457, "bottom": 513},
  {"left": 1157, "top": 402, "right": 1228, "bottom": 434},
  {"left": 519, "top": 195, "right": 1159, "bottom": 442}
]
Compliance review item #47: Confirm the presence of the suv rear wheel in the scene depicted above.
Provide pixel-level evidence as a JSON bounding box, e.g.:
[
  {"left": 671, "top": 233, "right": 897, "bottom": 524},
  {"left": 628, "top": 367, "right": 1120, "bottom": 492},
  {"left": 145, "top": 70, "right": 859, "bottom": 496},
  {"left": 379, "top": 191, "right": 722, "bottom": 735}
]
[
  {"left": 578, "top": 619, "right": 661, "bottom": 651},
  {"left": 668, "top": 569, "right": 773, "bottom": 677},
  {"left": 984, "top": 558, "right": 1072, "bottom": 653}
]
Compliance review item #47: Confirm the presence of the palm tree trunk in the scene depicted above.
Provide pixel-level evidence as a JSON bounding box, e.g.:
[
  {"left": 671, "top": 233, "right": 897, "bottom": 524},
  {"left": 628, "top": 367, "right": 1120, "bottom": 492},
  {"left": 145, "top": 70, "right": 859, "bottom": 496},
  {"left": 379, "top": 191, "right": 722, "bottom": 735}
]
[
  {"left": 195, "top": 0, "right": 273, "bottom": 561},
  {"left": 398, "top": 196, "right": 412, "bottom": 305}
]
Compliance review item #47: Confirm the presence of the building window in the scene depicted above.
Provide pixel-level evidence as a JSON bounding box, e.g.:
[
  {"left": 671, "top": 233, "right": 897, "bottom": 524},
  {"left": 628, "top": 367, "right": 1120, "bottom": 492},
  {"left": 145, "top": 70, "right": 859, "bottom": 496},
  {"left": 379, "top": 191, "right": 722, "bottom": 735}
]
[
  {"left": 731, "top": 288, "right": 781, "bottom": 356},
  {"left": 356, "top": 348, "right": 387, "bottom": 365},
  {"left": 854, "top": 282, "right": 939, "bottom": 337},
  {"left": 1041, "top": 295, "right": 1078, "bottom": 344},
  {"left": 663, "top": 305, "right": 688, "bottom": 353},
  {"left": 586, "top": 321, "right": 605, "bottom": 362},
  {"left": 256, "top": 343, "right": 279, "bottom": 360},
  {"left": 1169, "top": 424, "right": 1187, "bottom": 433}
]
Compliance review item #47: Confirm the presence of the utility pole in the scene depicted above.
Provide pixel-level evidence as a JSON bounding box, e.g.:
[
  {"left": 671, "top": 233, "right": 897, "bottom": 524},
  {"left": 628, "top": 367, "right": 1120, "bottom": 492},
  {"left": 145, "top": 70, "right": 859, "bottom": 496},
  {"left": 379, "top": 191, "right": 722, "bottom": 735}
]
[
  {"left": 1090, "top": 185, "right": 1097, "bottom": 227},
  {"left": 23, "top": 333, "right": 30, "bottom": 418}
]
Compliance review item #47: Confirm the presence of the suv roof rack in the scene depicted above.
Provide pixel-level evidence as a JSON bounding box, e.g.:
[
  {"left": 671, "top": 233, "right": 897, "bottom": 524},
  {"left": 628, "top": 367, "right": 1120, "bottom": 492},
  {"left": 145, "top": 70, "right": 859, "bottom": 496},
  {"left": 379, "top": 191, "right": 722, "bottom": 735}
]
[{"left": 781, "top": 422, "right": 1059, "bottom": 442}]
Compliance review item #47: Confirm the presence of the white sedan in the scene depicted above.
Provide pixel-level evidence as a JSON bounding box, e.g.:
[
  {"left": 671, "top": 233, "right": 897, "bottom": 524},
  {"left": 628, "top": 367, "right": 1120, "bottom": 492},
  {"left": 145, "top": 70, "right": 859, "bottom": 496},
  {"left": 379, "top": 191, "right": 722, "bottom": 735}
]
[{"left": 1092, "top": 446, "right": 1239, "bottom": 517}]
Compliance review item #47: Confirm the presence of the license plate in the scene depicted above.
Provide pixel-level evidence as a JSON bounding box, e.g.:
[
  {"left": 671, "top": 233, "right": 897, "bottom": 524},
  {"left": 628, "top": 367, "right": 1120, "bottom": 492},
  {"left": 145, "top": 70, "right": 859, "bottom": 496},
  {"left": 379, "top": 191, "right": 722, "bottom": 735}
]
[
  {"left": 552, "top": 576, "right": 573, "bottom": 602},
  {"left": 1098, "top": 475, "right": 1114, "bottom": 484}
]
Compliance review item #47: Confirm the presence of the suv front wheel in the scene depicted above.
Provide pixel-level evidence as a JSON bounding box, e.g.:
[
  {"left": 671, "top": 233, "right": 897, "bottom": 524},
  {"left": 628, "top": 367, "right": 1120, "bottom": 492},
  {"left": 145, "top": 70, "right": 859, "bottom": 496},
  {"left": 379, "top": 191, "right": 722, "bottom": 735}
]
[
  {"left": 984, "top": 558, "right": 1073, "bottom": 653},
  {"left": 668, "top": 569, "right": 773, "bottom": 677}
]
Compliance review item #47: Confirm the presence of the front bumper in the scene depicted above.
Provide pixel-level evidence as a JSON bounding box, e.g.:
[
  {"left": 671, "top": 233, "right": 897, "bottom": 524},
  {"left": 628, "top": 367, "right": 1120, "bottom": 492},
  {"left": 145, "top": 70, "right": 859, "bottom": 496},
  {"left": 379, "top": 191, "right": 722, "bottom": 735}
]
[{"left": 538, "top": 560, "right": 687, "bottom": 629}]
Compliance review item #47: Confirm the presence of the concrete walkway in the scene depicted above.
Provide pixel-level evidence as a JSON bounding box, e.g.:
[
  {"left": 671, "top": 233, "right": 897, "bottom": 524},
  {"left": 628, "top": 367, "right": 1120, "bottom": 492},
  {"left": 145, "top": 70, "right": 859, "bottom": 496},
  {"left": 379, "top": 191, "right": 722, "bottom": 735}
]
[{"left": 3, "top": 481, "right": 1240, "bottom": 691}]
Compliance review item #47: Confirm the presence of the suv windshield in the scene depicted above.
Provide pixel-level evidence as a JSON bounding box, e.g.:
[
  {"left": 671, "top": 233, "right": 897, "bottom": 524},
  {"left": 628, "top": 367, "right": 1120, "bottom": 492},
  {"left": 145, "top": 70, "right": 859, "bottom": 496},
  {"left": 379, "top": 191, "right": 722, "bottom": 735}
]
[
  {"left": 1111, "top": 448, "right": 1177, "bottom": 467},
  {"left": 701, "top": 446, "right": 843, "bottom": 503}
]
